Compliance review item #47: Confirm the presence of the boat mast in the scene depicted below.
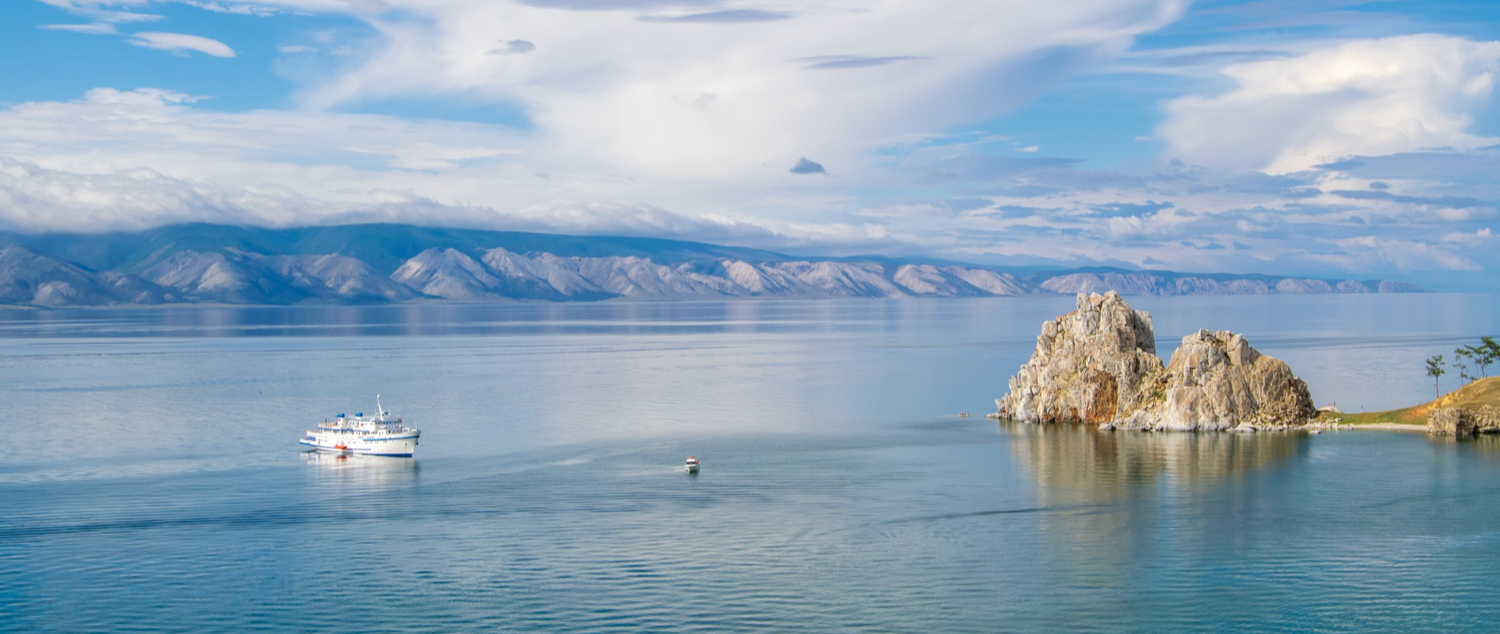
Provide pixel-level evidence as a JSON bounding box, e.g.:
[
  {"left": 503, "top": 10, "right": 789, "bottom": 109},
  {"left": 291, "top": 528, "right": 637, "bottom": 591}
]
[{"left": 375, "top": 394, "right": 384, "bottom": 422}]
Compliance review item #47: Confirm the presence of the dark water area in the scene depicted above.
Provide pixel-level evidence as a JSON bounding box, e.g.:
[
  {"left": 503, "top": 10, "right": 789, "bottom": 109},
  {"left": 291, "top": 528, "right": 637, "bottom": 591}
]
[{"left": 2, "top": 294, "right": 1499, "bottom": 632}]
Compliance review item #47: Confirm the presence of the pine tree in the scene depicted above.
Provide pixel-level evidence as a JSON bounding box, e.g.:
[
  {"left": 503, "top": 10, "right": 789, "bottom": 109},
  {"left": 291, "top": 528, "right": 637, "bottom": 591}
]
[{"left": 1426, "top": 355, "right": 1446, "bottom": 399}]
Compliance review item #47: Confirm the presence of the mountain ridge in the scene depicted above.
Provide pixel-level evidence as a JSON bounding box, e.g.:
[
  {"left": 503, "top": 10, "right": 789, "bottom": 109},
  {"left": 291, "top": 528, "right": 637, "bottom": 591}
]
[{"left": 0, "top": 223, "right": 1424, "bottom": 307}]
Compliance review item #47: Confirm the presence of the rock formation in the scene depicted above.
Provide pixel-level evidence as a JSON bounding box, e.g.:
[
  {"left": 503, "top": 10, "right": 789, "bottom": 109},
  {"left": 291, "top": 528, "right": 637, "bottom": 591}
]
[
  {"left": 996, "top": 291, "right": 1163, "bottom": 425},
  {"left": 1429, "top": 406, "right": 1500, "bottom": 435},
  {"left": 997, "top": 292, "right": 1317, "bottom": 431}
]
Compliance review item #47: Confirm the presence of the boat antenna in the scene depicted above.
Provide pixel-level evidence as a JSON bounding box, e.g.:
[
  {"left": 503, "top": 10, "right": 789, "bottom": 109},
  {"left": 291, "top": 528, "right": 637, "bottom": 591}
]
[{"left": 376, "top": 394, "right": 384, "bottom": 421}]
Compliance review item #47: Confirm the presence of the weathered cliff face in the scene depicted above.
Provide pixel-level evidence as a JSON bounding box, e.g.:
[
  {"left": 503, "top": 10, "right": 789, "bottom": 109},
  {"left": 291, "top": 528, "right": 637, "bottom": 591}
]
[
  {"left": 997, "top": 291, "right": 1163, "bottom": 425},
  {"left": 1120, "top": 329, "right": 1316, "bottom": 431},
  {"left": 998, "top": 292, "right": 1317, "bottom": 431},
  {"left": 1429, "top": 406, "right": 1500, "bottom": 435}
]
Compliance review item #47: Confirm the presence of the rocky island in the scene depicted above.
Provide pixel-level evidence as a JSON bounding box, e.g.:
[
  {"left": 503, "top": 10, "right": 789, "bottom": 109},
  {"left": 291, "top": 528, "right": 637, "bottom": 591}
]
[{"left": 995, "top": 291, "right": 1318, "bottom": 432}]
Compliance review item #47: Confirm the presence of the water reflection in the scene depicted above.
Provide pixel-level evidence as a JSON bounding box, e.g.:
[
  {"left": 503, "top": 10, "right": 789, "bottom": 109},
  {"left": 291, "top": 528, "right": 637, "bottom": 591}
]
[
  {"left": 1431, "top": 433, "right": 1500, "bottom": 466},
  {"left": 1003, "top": 422, "right": 1304, "bottom": 501},
  {"left": 1001, "top": 423, "right": 1308, "bottom": 601},
  {"left": 0, "top": 301, "right": 917, "bottom": 339},
  {"left": 301, "top": 451, "right": 419, "bottom": 489}
]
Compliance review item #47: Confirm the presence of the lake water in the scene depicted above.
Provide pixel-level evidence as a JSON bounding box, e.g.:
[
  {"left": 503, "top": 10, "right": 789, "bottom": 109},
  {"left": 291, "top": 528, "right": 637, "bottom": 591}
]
[{"left": 3, "top": 293, "right": 1500, "bottom": 633}]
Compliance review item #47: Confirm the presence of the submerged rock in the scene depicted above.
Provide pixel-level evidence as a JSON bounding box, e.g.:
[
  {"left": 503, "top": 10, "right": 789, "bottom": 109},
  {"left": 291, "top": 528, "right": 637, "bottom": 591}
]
[{"left": 997, "top": 292, "right": 1317, "bottom": 432}]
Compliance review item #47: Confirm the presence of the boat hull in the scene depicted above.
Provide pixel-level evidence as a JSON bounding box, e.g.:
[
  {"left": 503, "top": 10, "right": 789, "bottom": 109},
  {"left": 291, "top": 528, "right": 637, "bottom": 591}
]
[{"left": 300, "top": 432, "right": 420, "bottom": 457}]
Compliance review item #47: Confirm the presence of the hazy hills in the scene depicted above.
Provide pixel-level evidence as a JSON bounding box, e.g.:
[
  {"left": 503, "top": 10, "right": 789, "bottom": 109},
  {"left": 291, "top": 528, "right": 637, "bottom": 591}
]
[{"left": 0, "top": 223, "right": 1422, "bottom": 307}]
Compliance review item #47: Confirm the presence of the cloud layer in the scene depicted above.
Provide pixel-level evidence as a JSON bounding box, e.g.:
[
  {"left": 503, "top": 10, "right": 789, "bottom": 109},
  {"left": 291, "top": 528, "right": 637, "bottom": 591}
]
[
  {"left": 1160, "top": 35, "right": 1500, "bottom": 173},
  {"left": 9, "top": 2, "right": 1500, "bottom": 289},
  {"left": 282, "top": 0, "right": 1188, "bottom": 182}
]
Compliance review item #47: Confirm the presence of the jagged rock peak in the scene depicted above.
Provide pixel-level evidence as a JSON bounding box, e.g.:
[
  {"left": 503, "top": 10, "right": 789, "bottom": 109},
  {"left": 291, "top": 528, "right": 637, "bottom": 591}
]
[
  {"left": 996, "top": 291, "right": 1163, "bottom": 425},
  {"left": 1119, "top": 329, "right": 1316, "bottom": 431},
  {"left": 997, "top": 292, "right": 1317, "bottom": 432}
]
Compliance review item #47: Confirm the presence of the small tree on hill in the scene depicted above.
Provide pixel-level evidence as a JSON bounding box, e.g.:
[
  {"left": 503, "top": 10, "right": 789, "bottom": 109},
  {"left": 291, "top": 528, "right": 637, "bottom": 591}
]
[
  {"left": 1477, "top": 336, "right": 1500, "bottom": 379},
  {"left": 1455, "top": 346, "right": 1476, "bottom": 384},
  {"left": 1426, "top": 355, "right": 1446, "bottom": 399}
]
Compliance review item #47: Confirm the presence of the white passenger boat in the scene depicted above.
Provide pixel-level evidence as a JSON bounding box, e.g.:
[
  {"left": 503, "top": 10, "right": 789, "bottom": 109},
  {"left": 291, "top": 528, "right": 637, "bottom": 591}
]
[
  {"left": 685, "top": 456, "right": 700, "bottom": 472},
  {"left": 300, "top": 395, "right": 421, "bottom": 457}
]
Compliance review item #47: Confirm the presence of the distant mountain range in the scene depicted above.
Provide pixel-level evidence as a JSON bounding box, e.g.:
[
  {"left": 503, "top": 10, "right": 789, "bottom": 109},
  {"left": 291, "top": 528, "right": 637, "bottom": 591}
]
[{"left": 0, "top": 223, "right": 1423, "bottom": 307}]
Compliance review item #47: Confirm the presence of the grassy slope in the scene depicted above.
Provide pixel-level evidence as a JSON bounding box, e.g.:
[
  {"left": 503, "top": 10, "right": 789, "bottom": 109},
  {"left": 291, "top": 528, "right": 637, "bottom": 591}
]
[{"left": 1342, "top": 376, "right": 1500, "bottom": 425}]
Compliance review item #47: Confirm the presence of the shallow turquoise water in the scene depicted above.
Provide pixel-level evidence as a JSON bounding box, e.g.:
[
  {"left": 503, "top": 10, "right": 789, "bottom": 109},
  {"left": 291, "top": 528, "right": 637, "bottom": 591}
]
[{"left": 2, "top": 294, "right": 1498, "bottom": 632}]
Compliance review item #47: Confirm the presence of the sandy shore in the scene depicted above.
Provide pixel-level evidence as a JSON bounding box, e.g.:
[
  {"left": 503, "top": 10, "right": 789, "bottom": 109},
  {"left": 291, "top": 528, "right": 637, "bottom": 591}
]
[{"left": 1351, "top": 423, "right": 1428, "bottom": 432}]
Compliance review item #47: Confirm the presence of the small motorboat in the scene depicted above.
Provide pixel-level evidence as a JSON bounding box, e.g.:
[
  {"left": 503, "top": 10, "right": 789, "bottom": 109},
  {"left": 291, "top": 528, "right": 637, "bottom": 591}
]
[{"left": 684, "top": 456, "right": 700, "bottom": 472}]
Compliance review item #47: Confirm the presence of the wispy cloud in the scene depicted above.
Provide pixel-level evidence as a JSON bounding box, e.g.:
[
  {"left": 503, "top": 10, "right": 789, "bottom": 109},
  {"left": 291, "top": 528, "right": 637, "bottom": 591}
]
[
  {"left": 178, "top": 1, "right": 281, "bottom": 16},
  {"left": 40, "top": 22, "right": 118, "bottom": 35},
  {"left": 639, "top": 9, "right": 791, "bottom": 24},
  {"left": 128, "top": 32, "right": 237, "bottom": 57},
  {"left": 796, "top": 55, "right": 925, "bottom": 70},
  {"left": 37, "top": 0, "right": 166, "bottom": 28}
]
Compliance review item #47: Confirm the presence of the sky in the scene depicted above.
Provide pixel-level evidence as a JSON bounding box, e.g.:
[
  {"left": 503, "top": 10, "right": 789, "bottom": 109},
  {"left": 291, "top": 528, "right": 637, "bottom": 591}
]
[{"left": 3, "top": 0, "right": 1500, "bottom": 289}]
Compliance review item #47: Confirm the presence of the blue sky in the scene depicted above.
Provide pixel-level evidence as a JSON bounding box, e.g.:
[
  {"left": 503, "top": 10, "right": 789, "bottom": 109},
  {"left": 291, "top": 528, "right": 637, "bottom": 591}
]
[{"left": 3, "top": 0, "right": 1500, "bottom": 289}]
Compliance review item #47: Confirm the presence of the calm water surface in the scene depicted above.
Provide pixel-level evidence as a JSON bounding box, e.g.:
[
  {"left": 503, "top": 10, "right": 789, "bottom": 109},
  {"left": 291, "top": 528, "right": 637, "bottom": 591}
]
[{"left": 2, "top": 294, "right": 1499, "bottom": 632}]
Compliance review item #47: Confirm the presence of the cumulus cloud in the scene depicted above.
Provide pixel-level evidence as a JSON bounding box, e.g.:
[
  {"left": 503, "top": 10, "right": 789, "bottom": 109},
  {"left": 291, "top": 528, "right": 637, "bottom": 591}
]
[
  {"left": 1442, "top": 227, "right": 1495, "bottom": 247},
  {"left": 128, "top": 31, "right": 238, "bottom": 57},
  {"left": 0, "top": 89, "right": 802, "bottom": 245},
  {"left": 489, "top": 39, "right": 535, "bottom": 55},
  {"left": 1160, "top": 35, "right": 1500, "bottom": 173},
  {"left": 789, "top": 157, "right": 826, "bottom": 175}
]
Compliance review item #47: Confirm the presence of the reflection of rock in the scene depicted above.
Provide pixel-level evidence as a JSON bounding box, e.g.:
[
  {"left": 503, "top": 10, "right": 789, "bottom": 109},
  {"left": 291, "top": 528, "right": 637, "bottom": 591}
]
[
  {"left": 1429, "top": 406, "right": 1500, "bottom": 435},
  {"left": 1006, "top": 422, "right": 1303, "bottom": 497},
  {"left": 998, "top": 291, "right": 1317, "bottom": 431},
  {"left": 1003, "top": 422, "right": 1304, "bottom": 585}
]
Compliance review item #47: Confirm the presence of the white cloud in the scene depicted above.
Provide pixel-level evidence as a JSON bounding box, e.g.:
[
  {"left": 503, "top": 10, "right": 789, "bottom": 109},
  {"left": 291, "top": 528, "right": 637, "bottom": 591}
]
[
  {"left": 2, "top": 87, "right": 1495, "bottom": 283},
  {"left": 0, "top": 89, "right": 790, "bottom": 242},
  {"left": 128, "top": 31, "right": 238, "bottom": 57},
  {"left": 17, "top": 2, "right": 1500, "bottom": 286},
  {"left": 265, "top": 0, "right": 1188, "bottom": 182},
  {"left": 1320, "top": 235, "right": 1482, "bottom": 272},
  {"left": 38, "top": 0, "right": 163, "bottom": 24},
  {"left": 25, "top": 1, "right": 1194, "bottom": 193},
  {"left": 1160, "top": 34, "right": 1500, "bottom": 174},
  {"left": 1441, "top": 227, "right": 1495, "bottom": 247},
  {"left": 178, "top": 1, "right": 282, "bottom": 16},
  {"left": 345, "top": 142, "right": 522, "bottom": 170},
  {"left": 40, "top": 23, "right": 119, "bottom": 35}
]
